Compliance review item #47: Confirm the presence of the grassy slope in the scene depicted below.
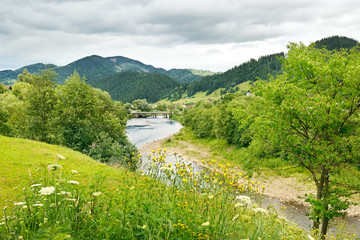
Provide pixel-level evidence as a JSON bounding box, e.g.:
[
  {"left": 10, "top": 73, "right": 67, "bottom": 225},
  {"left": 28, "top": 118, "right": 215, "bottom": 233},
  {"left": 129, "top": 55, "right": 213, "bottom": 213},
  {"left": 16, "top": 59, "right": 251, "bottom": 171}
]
[
  {"left": 0, "top": 135, "right": 134, "bottom": 208},
  {"left": 158, "top": 81, "right": 250, "bottom": 105},
  {"left": 0, "top": 135, "right": 309, "bottom": 239}
]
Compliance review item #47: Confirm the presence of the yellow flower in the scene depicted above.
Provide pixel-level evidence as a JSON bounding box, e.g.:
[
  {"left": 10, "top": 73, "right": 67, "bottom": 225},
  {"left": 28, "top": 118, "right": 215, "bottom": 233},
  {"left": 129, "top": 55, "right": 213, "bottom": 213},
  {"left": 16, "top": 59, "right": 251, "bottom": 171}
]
[{"left": 182, "top": 178, "right": 187, "bottom": 182}]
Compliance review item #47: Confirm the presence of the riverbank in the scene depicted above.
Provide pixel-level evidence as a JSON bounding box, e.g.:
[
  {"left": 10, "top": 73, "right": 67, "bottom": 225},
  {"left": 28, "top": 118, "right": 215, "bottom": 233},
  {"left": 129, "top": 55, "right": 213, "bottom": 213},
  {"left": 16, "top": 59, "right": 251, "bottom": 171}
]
[{"left": 140, "top": 130, "right": 360, "bottom": 218}]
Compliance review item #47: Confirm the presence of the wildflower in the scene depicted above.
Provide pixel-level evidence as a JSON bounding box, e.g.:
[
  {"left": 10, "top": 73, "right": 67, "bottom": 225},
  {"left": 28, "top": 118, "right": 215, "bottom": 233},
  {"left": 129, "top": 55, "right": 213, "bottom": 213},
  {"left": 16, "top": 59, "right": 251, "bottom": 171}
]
[
  {"left": 57, "top": 191, "right": 71, "bottom": 195},
  {"left": 33, "top": 204, "right": 44, "bottom": 207},
  {"left": 67, "top": 180, "right": 79, "bottom": 185},
  {"left": 142, "top": 225, "right": 147, "bottom": 229},
  {"left": 253, "top": 207, "right": 267, "bottom": 214},
  {"left": 14, "top": 202, "right": 26, "bottom": 206},
  {"left": 50, "top": 203, "right": 57, "bottom": 207},
  {"left": 208, "top": 194, "right": 214, "bottom": 199},
  {"left": 232, "top": 214, "right": 239, "bottom": 221},
  {"left": 48, "top": 164, "right": 62, "bottom": 171},
  {"left": 93, "top": 192, "right": 102, "bottom": 197},
  {"left": 236, "top": 195, "right": 251, "bottom": 206},
  {"left": 71, "top": 170, "right": 78, "bottom": 174},
  {"left": 39, "top": 186, "right": 55, "bottom": 195},
  {"left": 202, "top": 222, "right": 210, "bottom": 226},
  {"left": 30, "top": 184, "right": 42, "bottom": 187},
  {"left": 57, "top": 154, "right": 66, "bottom": 160},
  {"left": 66, "top": 198, "right": 77, "bottom": 202},
  {"left": 182, "top": 178, "right": 187, "bottom": 182},
  {"left": 160, "top": 167, "right": 173, "bottom": 172}
]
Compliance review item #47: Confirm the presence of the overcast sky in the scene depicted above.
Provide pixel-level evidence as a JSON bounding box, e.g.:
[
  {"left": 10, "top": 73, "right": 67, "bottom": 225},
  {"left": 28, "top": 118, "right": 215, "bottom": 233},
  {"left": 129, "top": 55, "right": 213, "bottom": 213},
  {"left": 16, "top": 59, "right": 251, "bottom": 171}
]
[{"left": 0, "top": 0, "right": 359, "bottom": 72}]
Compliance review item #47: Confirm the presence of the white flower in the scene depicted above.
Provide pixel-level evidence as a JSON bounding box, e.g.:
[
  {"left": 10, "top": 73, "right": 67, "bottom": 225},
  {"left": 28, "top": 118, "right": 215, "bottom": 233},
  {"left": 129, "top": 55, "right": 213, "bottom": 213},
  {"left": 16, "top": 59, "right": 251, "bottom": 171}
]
[
  {"left": 71, "top": 170, "right": 78, "bottom": 174},
  {"left": 232, "top": 214, "right": 239, "bottom": 221},
  {"left": 67, "top": 180, "right": 79, "bottom": 185},
  {"left": 14, "top": 202, "right": 26, "bottom": 206},
  {"left": 33, "top": 204, "right": 43, "bottom": 207},
  {"left": 253, "top": 207, "right": 267, "bottom": 214},
  {"left": 39, "top": 186, "right": 55, "bottom": 195},
  {"left": 208, "top": 194, "right": 214, "bottom": 199},
  {"left": 93, "top": 192, "right": 102, "bottom": 197},
  {"left": 202, "top": 221, "right": 210, "bottom": 226},
  {"left": 57, "top": 191, "right": 71, "bottom": 195},
  {"left": 236, "top": 195, "right": 251, "bottom": 206},
  {"left": 66, "top": 198, "right": 76, "bottom": 202},
  {"left": 160, "top": 167, "right": 173, "bottom": 172},
  {"left": 48, "top": 164, "right": 62, "bottom": 171},
  {"left": 30, "top": 184, "right": 42, "bottom": 187},
  {"left": 57, "top": 154, "right": 66, "bottom": 160}
]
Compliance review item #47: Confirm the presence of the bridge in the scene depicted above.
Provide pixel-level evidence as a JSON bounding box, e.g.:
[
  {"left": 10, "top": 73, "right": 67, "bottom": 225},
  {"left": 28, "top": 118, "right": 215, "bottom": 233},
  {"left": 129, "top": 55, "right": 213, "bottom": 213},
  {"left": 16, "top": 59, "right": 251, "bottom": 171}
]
[{"left": 130, "top": 111, "right": 170, "bottom": 118}]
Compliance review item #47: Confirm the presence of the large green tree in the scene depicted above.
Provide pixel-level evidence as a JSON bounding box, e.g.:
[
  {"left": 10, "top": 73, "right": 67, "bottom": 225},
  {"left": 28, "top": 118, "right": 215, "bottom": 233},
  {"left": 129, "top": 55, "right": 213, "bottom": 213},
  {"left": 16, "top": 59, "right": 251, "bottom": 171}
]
[
  {"left": 18, "top": 69, "right": 57, "bottom": 142},
  {"left": 253, "top": 43, "right": 360, "bottom": 238}
]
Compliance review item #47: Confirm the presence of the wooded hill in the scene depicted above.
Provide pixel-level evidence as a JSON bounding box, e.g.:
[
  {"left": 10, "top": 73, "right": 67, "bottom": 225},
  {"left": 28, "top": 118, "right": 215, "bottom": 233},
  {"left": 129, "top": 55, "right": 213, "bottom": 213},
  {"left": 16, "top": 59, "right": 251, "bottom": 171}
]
[
  {"left": 0, "top": 55, "right": 214, "bottom": 85},
  {"left": 166, "top": 36, "right": 359, "bottom": 101},
  {"left": 90, "top": 71, "right": 180, "bottom": 103}
]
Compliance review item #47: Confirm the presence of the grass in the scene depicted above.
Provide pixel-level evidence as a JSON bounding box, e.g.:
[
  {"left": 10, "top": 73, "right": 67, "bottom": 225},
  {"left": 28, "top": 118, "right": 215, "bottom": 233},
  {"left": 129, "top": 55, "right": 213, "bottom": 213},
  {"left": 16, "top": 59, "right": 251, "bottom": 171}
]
[
  {"left": 163, "top": 128, "right": 308, "bottom": 178},
  {"left": 0, "top": 134, "right": 314, "bottom": 239}
]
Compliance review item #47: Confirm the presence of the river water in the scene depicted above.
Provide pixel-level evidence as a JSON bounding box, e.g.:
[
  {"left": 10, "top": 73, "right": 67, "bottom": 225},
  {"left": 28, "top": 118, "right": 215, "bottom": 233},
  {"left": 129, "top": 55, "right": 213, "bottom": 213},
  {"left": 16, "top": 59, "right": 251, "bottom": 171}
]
[{"left": 126, "top": 117, "right": 359, "bottom": 236}]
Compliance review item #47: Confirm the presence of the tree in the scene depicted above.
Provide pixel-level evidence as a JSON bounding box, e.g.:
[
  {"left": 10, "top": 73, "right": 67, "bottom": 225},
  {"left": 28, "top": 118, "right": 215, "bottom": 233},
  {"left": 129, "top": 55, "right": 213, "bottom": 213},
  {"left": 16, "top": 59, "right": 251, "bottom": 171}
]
[
  {"left": 18, "top": 69, "right": 57, "bottom": 142},
  {"left": 253, "top": 43, "right": 360, "bottom": 239},
  {"left": 132, "top": 99, "right": 151, "bottom": 112}
]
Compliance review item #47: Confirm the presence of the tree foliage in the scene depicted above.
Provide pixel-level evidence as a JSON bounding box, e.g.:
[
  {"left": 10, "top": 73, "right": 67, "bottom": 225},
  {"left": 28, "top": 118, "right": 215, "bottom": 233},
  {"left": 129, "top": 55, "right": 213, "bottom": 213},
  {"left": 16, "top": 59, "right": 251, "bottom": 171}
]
[
  {"left": 0, "top": 70, "right": 138, "bottom": 168},
  {"left": 253, "top": 43, "right": 360, "bottom": 238}
]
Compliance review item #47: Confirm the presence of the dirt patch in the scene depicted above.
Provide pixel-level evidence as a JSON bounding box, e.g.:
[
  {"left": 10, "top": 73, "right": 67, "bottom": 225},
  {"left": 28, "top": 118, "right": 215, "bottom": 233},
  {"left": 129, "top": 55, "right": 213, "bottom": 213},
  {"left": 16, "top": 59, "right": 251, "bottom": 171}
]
[{"left": 139, "top": 134, "right": 360, "bottom": 217}]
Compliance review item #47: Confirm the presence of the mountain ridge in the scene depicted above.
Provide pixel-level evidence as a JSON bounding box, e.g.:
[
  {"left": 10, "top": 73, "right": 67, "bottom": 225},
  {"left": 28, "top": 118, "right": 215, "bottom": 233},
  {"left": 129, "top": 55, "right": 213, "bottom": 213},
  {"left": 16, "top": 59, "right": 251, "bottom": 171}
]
[{"left": 0, "top": 55, "right": 216, "bottom": 85}]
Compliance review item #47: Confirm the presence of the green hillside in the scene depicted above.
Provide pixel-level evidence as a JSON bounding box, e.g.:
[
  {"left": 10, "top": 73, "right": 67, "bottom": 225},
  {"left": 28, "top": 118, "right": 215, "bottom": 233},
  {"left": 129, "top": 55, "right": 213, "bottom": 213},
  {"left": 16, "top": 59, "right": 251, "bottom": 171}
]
[
  {"left": 186, "top": 52, "right": 284, "bottom": 96},
  {"left": 314, "top": 35, "right": 358, "bottom": 51},
  {"left": 0, "top": 63, "right": 56, "bottom": 85},
  {"left": 90, "top": 71, "right": 180, "bottom": 103},
  {"left": 0, "top": 135, "right": 305, "bottom": 239},
  {"left": 54, "top": 55, "right": 121, "bottom": 84}
]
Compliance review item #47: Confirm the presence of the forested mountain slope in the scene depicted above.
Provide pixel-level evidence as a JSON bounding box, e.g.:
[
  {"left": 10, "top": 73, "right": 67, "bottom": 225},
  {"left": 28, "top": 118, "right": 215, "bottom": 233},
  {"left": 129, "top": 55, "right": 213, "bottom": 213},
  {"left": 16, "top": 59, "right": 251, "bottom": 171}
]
[{"left": 90, "top": 71, "right": 180, "bottom": 103}]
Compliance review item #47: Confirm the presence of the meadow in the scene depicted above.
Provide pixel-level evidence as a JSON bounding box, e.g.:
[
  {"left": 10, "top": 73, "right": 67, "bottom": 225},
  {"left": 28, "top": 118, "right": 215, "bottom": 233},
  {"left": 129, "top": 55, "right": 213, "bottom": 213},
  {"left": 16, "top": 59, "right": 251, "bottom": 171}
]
[{"left": 0, "top": 135, "right": 309, "bottom": 239}]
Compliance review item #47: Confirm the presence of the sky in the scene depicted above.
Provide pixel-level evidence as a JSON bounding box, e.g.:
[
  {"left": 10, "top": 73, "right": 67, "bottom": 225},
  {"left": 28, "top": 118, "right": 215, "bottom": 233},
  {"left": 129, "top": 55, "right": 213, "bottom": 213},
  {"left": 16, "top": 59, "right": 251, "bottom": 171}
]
[{"left": 0, "top": 0, "right": 359, "bottom": 72}]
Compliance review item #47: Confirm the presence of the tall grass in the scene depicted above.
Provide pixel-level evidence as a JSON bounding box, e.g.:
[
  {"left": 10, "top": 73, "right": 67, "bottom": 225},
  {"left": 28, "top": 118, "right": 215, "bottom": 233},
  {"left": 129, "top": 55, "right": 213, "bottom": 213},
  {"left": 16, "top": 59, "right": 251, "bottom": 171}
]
[{"left": 1, "top": 144, "right": 309, "bottom": 239}]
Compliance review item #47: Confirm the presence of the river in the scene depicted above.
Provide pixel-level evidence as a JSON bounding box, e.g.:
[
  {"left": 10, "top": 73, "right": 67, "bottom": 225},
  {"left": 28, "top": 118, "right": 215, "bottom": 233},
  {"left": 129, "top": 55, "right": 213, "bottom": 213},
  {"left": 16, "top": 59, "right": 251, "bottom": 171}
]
[{"left": 126, "top": 117, "right": 359, "bottom": 237}]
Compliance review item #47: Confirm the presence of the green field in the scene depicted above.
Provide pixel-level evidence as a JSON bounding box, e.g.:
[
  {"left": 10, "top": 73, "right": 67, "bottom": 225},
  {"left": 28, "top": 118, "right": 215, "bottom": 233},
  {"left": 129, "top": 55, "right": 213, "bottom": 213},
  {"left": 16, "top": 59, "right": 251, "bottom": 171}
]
[{"left": 0, "top": 135, "right": 307, "bottom": 239}]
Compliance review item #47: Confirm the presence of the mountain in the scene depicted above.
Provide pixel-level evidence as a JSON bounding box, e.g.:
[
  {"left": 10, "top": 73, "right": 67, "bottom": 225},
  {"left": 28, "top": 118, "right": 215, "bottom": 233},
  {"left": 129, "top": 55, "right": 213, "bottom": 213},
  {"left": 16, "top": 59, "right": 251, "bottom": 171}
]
[
  {"left": 106, "top": 56, "right": 210, "bottom": 84},
  {"left": 54, "top": 55, "right": 121, "bottom": 84},
  {"left": 183, "top": 52, "right": 284, "bottom": 97},
  {"left": 0, "top": 63, "right": 56, "bottom": 85},
  {"left": 0, "top": 55, "right": 214, "bottom": 86},
  {"left": 314, "top": 35, "right": 358, "bottom": 51},
  {"left": 166, "top": 35, "right": 359, "bottom": 101},
  {"left": 90, "top": 71, "right": 180, "bottom": 103}
]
